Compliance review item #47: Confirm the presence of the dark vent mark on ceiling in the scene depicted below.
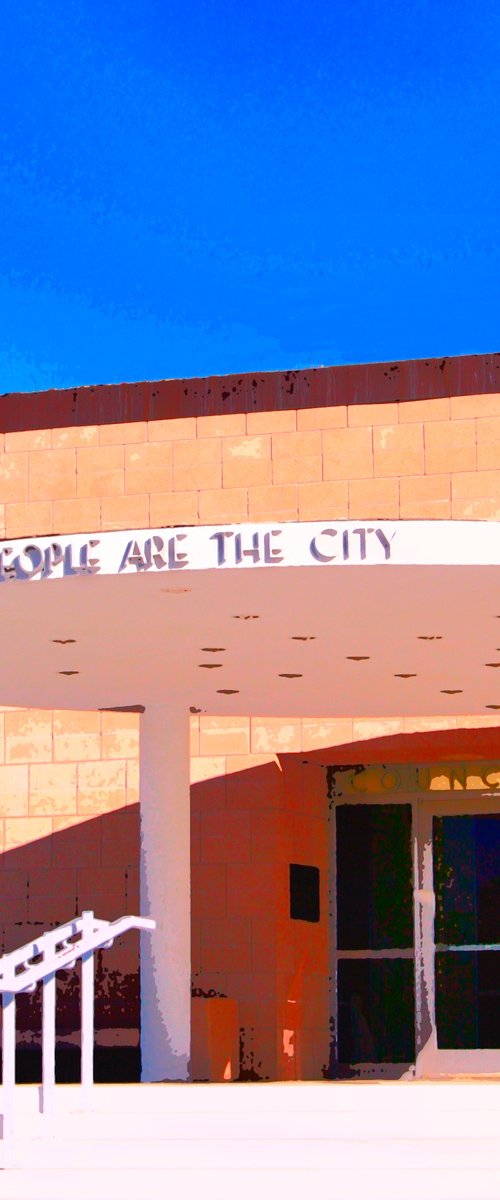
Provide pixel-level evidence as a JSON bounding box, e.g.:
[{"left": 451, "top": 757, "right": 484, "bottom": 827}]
[{"left": 99, "top": 705, "right": 145, "bottom": 713}]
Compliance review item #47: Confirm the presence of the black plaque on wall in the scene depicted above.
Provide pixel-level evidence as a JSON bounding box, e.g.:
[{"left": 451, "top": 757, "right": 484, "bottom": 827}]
[{"left": 289, "top": 863, "right": 320, "bottom": 923}]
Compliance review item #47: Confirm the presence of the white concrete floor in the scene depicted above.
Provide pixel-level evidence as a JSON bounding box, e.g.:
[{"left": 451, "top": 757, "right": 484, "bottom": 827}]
[{"left": 2, "top": 1080, "right": 500, "bottom": 1199}]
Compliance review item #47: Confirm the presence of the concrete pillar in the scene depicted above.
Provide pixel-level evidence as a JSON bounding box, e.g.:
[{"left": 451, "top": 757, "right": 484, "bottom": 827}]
[{"left": 139, "top": 705, "right": 190, "bottom": 1081}]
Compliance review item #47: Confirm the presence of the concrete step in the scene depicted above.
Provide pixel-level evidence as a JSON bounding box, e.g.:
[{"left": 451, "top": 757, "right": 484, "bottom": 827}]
[
  {"left": 5, "top": 1079, "right": 500, "bottom": 1113},
  {"left": 4, "top": 1165, "right": 500, "bottom": 1200},
  {"left": 3, "top": 1082, "right": 500, "bottom": 1198},
  {"left": 8, "top": 1133, "right": 500, "bottom": 1171},
  {"left": 6, "top": 1105, "right": 500, "bottom": 1142}
]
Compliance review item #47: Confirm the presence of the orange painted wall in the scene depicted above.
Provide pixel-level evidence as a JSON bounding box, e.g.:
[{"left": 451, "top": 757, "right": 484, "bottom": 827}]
[
  {"left": 189, "top": 712, "right": 500, "bottom": 1080},
  {"left": 3, "top": 704, "right": 500, "bottom": 1077},
  {"left": 192, "top": 748, "right": 329, "bottom": 1080},
  {"left": 4, "top": 707, "right": 500, "bottom": 1078}
]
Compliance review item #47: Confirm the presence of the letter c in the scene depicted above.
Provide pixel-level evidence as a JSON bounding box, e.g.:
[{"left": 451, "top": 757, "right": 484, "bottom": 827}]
[
  {"left": 351, "top": 771, "right": 368, "bottom": 792},
  {"left": 310, "top": 529, "right": 338, "bottom": 563}
]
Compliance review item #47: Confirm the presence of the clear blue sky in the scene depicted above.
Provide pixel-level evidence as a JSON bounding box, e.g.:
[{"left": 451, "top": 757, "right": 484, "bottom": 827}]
[{"left": 1, "top": 0, "right": 499, "bottom": 392}]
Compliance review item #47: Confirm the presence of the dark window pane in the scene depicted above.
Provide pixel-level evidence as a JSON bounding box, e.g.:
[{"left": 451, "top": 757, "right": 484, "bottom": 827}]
[
  {"left": 336, "top": 805, "right": 413, "bottom": 949},
  {"left": 433, "top": 815, "right": 500, "bottom": 945},
  {"left": 436, "top": 951, "right": 500, "bottom": 1048},
  {"left": 289, "top": 863, "right": 320, "bottom": 922},
  {"left": 338, "top": 959, "right": 415, "bottom": 1063}
]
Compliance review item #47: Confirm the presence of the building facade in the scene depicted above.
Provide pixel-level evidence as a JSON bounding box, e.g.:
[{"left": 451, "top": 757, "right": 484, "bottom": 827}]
[{"left": 1, "top": 351, "right": 500, "bottom": 1084}]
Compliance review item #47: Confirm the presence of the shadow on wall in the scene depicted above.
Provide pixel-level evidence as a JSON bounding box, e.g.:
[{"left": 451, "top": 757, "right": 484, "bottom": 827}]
[
  {"left": 191, "top": 756, "right": 330, "bottom": 1083},
  {"left": 0, "top": 805, "right": 140, "bottom": 1083},
  {"left": 0, "top": 752, "right": 332, "bottom": 1086},
  {"left": 2, "top": 722, "right": 498, "bottom": 1084},
  {"left": 191, "top": 722, "right": 500, "bottom": 1082}
]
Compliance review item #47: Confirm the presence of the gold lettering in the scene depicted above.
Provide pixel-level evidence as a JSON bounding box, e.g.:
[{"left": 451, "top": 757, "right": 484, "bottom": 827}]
[
  {"left": 381, "top": 769, "right": 401, "bottom": 791},
  {"left": 451, "top": 766, "right": 467, "bottom": 790},
  {"left": 416, "top": 767, "right": 430, "bottom": 790},
  {"left": 351, "top": 771, "right": 368, "bottom": 792},
  {"left": 482, "top": 770, "right": 500, "bottom": 790}
]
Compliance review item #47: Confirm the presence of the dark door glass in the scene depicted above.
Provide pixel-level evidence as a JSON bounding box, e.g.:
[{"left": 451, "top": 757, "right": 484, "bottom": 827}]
[
  {"left": 336, "top": 804, "right": 413, "bottom": 950},
  {"left": 433, "top": 814, "right": 500, "bottom": 1050},
  {"left": 433, "top": 815, "right": 500, "bottom": 945},
  {"left": 436, "top": 951, "right": 500, "bottom": 1049},
  {"left": 338, "top": 959, "right": 415, "bottom": 1063}
]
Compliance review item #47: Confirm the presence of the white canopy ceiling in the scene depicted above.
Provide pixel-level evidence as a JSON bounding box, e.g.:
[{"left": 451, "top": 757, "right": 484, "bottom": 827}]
[{"left": 1, "top": 519, "right": 500, "bottom": 717}]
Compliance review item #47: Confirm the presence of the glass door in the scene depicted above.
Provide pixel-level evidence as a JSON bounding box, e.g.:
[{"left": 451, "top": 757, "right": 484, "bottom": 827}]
[
  {"left": 416, "top": 797, "right": 500, "bottom": 1076},
  {"left": 331, "top": 799, "right": 416, "bottom": 1078}
]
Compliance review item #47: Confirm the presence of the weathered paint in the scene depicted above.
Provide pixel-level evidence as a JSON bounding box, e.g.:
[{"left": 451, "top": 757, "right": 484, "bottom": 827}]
[{"left": 1, "top": 351, "right": 500, "bottom": 433}]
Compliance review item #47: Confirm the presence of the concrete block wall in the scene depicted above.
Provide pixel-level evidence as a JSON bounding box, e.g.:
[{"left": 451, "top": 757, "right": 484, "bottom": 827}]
[
  {"left": 2, "top": 388, "right": 500, "bottom": 539},
  {"left": 191, "top": 737, "right": 329, "bottom": 1080},
  {"left": 2, "top": 704, "right": 500, "bottom": 1078},
  {"left": 0, "top": 705, "right": 452, "bottom": 1075},
  {"left": 189, "top": 710, "right": 500, "bottom": 1079},
  {"left": 0, "top": 707, "right": 139, "bottom": 930},
  {"left": 3, "top": 359, "right": 500, "bottom": 1077},
  {"left": 0, "top": 707, "right": 140, "bottom": 1070}
]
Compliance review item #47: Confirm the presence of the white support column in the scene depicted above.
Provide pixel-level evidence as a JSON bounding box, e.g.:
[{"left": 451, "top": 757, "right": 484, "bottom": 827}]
[{"left": 139, "top": 705, "right": 191, "bottom": 1082}]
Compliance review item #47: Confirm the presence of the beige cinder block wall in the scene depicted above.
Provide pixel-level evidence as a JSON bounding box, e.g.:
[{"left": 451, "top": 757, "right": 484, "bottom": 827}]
[{"left": 2, "top": 380, "right": 500, "bottom": 541}]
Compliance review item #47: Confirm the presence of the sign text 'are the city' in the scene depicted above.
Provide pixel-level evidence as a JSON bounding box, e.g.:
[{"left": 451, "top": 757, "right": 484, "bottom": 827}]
[{"left": 0, "top": 523, "right": 395, "bottom": 583}]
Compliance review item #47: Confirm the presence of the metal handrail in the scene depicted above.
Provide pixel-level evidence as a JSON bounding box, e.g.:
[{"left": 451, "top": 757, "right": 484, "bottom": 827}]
[{"left": 0, "top": 910, "right": 155, "bottom": 1167}]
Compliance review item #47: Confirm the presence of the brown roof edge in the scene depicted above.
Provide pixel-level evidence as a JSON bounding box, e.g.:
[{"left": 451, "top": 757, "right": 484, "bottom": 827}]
[{"left": 1, "top": 351, "right": 500, "bottom": 434}]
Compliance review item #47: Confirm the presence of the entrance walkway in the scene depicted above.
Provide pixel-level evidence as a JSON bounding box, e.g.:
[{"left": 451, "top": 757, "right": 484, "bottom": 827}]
[{"left": 2, "top": 1080, "right": 500, "bottom": 1199}]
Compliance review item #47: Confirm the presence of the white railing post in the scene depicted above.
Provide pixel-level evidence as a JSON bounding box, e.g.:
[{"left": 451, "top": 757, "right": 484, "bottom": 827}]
[
  {"left": 80, "top": 910, "right": 94, "bottom": 1108},
  {"left": 1, "top": 910, "right": 155, "bottom": 1153},
  {"left": 40, "top": 970, "right": 56, "bottom": 1116},
  {"left": 1, "top": 991, "right": 16, "bottom": 1167}
]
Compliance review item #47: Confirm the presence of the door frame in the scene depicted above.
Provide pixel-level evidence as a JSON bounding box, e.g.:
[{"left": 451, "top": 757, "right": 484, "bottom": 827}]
[
  {"left": 328, "top": 792, "right": 418, "bottom": 1079},
  {"left": 415, "top": 793, "right": 500, "bottom": 1078},
  {"left": 329, "top": 787, "right": 500, "bottom": 1079}
]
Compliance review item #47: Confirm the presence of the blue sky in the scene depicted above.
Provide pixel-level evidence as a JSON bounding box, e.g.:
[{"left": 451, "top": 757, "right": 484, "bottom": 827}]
[{"left": 0, "top": 0, "right": 499, "bottom": 391}]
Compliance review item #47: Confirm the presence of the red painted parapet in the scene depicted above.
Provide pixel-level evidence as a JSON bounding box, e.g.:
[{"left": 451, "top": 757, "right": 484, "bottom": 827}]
[{"left": 1, "top": 351, "right": 500, "bottom": 433}]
